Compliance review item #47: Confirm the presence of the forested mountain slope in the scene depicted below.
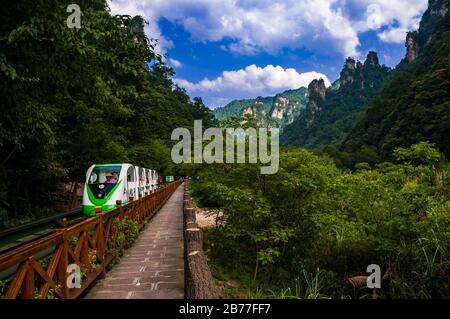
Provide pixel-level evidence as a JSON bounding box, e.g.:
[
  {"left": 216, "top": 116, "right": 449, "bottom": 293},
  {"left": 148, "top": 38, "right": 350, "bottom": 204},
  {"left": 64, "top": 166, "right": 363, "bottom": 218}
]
[
  {"left": 214, "top": 87, "right": 309, "bottom": 130},
  {"left": 341, "top": 0, "right": 450, "bottom": 165},
  {"left": 281, "top": 52, "right": 390, "bottom": 149}
]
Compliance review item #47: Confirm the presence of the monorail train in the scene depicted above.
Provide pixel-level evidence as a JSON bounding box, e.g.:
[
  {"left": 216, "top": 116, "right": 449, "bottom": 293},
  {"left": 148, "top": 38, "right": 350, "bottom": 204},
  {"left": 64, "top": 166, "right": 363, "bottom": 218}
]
[{"left": 82, "top": 163, "right": 159, "bottom": 216}]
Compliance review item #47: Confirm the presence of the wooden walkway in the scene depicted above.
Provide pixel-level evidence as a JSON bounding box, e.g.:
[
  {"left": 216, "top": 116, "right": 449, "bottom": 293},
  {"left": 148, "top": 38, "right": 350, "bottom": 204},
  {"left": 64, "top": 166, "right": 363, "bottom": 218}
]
[{"left": 85, "top": 184, "right": 184, "bottom": 299}]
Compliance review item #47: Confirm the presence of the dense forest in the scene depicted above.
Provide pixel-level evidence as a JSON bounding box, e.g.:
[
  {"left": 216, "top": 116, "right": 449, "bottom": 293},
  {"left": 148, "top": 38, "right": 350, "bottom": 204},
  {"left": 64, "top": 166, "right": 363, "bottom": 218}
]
[
  {"left": 189, "top": 138, "right": 450, "bottom": 298},
  {"left": 0, "top": 0, "right": 214, "bottom": 228}
]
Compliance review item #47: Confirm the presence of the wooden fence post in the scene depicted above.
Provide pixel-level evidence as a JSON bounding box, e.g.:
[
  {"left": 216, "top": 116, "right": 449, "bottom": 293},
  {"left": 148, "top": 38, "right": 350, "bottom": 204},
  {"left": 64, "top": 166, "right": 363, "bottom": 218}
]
[{"left": 58, "top": 232, "right": 69, "bottom": 299}]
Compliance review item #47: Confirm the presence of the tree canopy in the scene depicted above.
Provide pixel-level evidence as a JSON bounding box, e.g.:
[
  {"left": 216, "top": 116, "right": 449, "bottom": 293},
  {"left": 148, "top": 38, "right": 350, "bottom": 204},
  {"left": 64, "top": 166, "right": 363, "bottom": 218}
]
[{"left": 0, "top": 0, "right": 214, "bottom": 226}]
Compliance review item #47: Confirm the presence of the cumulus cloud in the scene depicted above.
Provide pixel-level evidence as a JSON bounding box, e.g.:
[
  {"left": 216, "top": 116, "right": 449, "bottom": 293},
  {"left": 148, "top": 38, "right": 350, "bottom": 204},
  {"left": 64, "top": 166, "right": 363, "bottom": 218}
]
[
  {"left": 107, "top": 0, "right": 173, "bottom": 56},
  {"left": 353, "top": 0, "right": 427, "bottom": 43},
  {"left": 168, "top": 58, "right": 183, "bottom": 68},
  {"left": 174, "top": 64, "right": 331, "bottom": 108},
  {"left": 107, "top": 0, "right": 427, "bottom": 58}
]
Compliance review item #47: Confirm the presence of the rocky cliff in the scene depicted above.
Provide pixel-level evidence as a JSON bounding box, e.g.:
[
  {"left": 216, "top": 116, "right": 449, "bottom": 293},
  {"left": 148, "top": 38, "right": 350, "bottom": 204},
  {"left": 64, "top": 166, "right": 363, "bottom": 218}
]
[{"left": 213, "top": 87, "right": 309, "bottom": 130}]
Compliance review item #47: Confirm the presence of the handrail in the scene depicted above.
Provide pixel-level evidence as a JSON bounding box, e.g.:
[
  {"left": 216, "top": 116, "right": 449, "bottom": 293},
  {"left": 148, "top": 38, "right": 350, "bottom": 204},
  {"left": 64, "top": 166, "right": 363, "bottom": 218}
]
[{"left": 0, "top": 180, "right": 182, "bottom": 299}]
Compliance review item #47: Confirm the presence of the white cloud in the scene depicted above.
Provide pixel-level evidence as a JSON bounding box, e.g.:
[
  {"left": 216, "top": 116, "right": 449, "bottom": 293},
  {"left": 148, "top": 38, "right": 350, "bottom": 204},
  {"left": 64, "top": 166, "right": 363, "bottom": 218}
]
[
  {"left": 107, "top": 0, "right": 173, "bottom": 56},
  {"left": 353, "top": 0, "right": 428, "bottom": 43},
  {"left": 107, "top": 0, "right": 428, "bottom": 58},
  {"left": 175, "top": 64, "right": 331, "bottom": 108},
  {"left": 106, "top": 1, "right": 429, "bottom": 107},
  {"left": 168, "top": 58, "right": 183, "bottom": 68},
  {"left": 378, "top": 28, "right": 410, "bottom": 43}
]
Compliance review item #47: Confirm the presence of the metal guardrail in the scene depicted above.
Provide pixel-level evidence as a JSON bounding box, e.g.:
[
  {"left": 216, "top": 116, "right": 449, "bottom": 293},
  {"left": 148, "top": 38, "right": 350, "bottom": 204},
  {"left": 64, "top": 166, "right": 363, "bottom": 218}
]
[{"left": 0, "top": 180, "right": 182, "bottom": 299}]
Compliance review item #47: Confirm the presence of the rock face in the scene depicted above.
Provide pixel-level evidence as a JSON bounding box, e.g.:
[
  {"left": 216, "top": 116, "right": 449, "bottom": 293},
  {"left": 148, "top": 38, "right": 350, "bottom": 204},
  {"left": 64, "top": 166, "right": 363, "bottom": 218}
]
[
  {"left": 404, "top": 0, "right": 449, "bottom": 63},
  {"left": 271, "top": 107, "right": 284, "bottom": 120},
  {"left": 271, "top": 96, "right": 288, "bottom": 119},
  {"left": 309, "top": 79, "right": 327, "bottom": 101},
  {"left": 406, "top": 32, "right": 421, "bottom": 62},
  {"left": 214, "top": 87, "right": 309, "bottom": 130},
  {"left": 243, "top": 106, "right": 256, "bottom": 117},
  {"left": 305, "top": 79, "right": 327, "bottom": 127},
  {"left": 365, "top": 51, "right": 380, "bottom": 66},
  {"left": 340, "top": 58, "right": 356, "bottom": 86}
]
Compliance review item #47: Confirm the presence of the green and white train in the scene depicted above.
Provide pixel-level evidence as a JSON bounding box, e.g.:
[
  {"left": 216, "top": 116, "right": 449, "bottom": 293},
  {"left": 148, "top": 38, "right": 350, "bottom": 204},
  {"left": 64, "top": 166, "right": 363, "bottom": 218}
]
[{"left": 82, "top": 163, "right": 159, "bottom": 216}]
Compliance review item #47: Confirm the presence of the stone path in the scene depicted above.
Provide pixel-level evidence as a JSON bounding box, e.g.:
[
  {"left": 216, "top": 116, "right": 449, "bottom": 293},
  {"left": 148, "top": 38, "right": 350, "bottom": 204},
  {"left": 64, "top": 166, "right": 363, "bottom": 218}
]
[{"left": 85, "top": 184, "right": 184, "bottom": 299}]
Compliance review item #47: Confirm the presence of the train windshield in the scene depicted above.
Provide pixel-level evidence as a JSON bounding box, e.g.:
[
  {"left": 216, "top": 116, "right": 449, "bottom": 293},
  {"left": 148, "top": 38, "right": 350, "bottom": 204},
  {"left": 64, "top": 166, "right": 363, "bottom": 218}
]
[{"left": 88, "top": 165, "right": 122, "bottom": 200}]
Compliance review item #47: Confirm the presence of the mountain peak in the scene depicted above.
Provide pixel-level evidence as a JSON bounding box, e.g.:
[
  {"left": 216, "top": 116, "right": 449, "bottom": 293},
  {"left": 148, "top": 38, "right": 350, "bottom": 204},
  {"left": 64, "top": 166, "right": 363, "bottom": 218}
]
[
  {"left": 340, "top": 58, "right": 357, "bottom": 86},
  {"left": 345, "top": 57, "right": 356, "bottom": 70},
  {"left": 308, "top": 78, "right": 327, "bottom": 101},
  {"left": 365, "top": 51, "right": 379, "bottom": 66},
  {"left": 405, "top": 0, "right": 449, "bottom": 62}
]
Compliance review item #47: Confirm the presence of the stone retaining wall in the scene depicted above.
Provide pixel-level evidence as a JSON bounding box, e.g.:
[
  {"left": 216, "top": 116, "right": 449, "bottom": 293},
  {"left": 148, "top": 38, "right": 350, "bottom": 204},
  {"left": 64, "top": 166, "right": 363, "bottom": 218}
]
[{"left": 183, "top": 181, "right": 220, "bottom": 299}]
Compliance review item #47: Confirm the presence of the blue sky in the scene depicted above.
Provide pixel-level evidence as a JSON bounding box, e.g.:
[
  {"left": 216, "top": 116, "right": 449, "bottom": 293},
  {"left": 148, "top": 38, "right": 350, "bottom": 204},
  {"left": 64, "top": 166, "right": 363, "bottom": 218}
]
[{"left": 108, "top": 0, "right": 428, "bottom": 108}]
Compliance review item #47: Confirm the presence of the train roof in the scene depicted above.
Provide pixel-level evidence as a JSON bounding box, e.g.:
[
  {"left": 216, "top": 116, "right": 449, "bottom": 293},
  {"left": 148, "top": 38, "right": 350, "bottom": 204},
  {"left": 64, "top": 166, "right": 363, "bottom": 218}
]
[{"left": 93, "top": 163, "right": 128, "bottom": 167}]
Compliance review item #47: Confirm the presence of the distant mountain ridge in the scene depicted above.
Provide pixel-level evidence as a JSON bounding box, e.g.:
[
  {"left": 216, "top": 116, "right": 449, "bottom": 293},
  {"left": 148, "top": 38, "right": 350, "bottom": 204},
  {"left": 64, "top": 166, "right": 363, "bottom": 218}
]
[{"left": 213, "top": 87, "right": 310, "bottom": 130}]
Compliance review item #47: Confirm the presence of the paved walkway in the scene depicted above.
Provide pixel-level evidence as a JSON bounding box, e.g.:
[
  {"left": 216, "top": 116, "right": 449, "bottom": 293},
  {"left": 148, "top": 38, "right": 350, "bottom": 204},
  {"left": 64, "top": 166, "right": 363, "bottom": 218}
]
[{"left": 85, "top": 184, "right": 184, "bottom": 299}]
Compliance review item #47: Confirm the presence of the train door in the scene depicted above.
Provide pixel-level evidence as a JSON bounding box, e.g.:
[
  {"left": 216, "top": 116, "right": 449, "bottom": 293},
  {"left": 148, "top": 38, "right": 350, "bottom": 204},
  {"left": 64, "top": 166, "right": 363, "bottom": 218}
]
[
  {"left": 155, "top": 172, "right": 159, "bottom": 189},
  {"left": 152, "top": 171, "right": 158, "bottom": 191},
  {"left": 145, "top": 169, "right": 150, "bottom": 194},
  {"left": 150, "top": 170, "right": 155, "bottom": 192},
  {"left": 137, "top": 167, "right": 144, "bottom": 198},
  {"left": 126, "top": 166, "right": 136, "bottom": 200}
]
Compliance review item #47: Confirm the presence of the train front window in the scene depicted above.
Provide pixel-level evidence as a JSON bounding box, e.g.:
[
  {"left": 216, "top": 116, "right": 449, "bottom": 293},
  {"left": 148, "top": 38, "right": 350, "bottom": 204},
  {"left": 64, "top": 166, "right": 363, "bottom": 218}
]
[{"left": 88, "top": 166, "right": 122, "bottom": 200}]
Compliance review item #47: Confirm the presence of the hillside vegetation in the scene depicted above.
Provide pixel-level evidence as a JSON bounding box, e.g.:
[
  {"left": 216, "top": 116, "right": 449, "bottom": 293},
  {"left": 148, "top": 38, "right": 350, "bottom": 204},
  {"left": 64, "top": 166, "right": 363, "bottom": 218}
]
[
  {"left": 214, "top": 87, "right": 309, "bottom": 130},
  {"left": 189, "top": 140, "right": 450, "bottom": 299},
  {"left": 341, "top": 0, "right": 450, "bottom": 166},
  {"left": 282, "top": 52, "right": 390, "bottom": 150}
]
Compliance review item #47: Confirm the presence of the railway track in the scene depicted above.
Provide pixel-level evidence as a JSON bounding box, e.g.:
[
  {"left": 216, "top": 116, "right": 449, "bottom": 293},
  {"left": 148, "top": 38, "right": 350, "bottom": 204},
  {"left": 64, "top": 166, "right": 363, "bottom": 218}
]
[
  {"left": 0, "top": 208, "right": 85, "bottom": 281},
  {"left": 0, "top": 207, "right": 85, "bottom": 254}
]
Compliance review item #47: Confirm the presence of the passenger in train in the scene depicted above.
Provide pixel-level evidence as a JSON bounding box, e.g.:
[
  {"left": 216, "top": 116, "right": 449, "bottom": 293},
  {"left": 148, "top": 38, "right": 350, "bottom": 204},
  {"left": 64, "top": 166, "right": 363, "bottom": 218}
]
[{"left": 106, "top": 173, "right": 118, "bottom": 184}]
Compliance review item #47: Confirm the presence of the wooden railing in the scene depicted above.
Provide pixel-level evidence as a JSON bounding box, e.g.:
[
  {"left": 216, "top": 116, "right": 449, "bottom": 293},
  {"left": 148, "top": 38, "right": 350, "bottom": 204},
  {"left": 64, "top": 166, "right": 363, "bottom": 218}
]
[{"left": 0, "top": 180, "right": 182, "bottom": 299}]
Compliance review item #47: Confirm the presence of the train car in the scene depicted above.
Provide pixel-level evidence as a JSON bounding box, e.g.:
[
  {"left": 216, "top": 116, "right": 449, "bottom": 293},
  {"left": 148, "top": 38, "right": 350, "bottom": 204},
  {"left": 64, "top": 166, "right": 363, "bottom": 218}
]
[
  {"left": 152, "top": 170, "right": 159, "bottom": 191},
  {"left": 165, "top": 176, "right": 174, "bottom": 184},
  {"left": 145, "top": 169, "right": 151, "bottom": 194},
  {"left": 137, "top": 166, "right": 146, "bottom": 199},
  {"left": 82, "top": 163, "right": 159, "bottom": 216}
]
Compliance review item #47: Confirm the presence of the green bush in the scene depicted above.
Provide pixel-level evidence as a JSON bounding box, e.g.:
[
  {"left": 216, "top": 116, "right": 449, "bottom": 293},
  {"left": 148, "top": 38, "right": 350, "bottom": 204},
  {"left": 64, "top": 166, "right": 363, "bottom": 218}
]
[
  {"left": 107, "top": 217, "right": 140, "bottom": 266},
  {"left": 190, "top": 143, "right": 450, "bottom": 299}
]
